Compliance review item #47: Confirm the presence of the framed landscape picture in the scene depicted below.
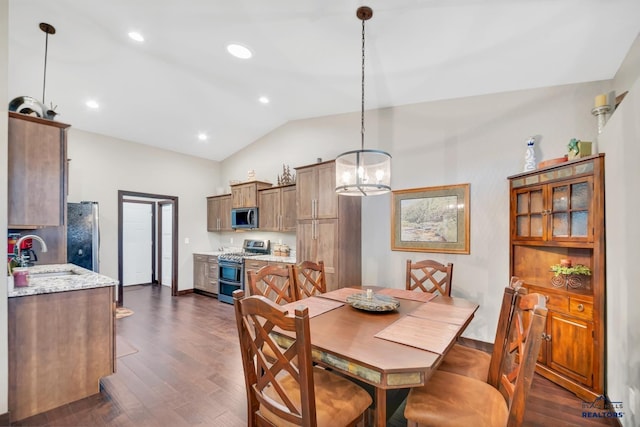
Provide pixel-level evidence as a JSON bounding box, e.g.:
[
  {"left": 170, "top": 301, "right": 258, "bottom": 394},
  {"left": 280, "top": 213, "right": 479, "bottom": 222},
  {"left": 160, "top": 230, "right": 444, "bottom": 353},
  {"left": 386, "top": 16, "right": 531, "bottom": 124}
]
[{"left": 391, "top": 183, "right": 470, "bottom": 254}]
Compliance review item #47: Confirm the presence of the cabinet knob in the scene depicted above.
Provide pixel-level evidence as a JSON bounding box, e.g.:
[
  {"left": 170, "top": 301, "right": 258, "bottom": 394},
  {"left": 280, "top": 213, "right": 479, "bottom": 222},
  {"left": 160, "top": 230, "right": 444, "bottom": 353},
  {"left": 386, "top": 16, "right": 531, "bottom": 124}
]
[
  {"left": 576, "top": 303, "right": 584, "bottom": 312},
  {"left": 541, "top": 333, "right": 552, "bottom": 341}
]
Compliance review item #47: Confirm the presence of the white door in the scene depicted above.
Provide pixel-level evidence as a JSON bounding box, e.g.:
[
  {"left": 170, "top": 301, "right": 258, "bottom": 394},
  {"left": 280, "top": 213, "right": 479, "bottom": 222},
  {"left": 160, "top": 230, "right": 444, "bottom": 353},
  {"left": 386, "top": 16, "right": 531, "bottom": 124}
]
[
  {"left": 160, "top": 203, "right": 173, "bottom": 287},
  {"left": 123, "top": 202, "right": 153, "bottom": 285}
]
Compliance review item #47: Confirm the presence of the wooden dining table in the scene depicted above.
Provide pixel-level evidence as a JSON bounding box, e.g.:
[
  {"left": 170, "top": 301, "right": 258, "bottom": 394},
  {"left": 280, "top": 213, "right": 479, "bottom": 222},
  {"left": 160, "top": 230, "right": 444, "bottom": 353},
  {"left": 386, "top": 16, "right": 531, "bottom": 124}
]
[{"left": 278, "top": 286, "right": 479, "bottom": 427}]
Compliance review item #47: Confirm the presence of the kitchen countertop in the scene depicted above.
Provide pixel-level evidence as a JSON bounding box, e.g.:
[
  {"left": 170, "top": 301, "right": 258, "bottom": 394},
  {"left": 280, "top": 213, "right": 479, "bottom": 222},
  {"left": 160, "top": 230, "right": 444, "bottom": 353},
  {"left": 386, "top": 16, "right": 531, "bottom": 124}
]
[
  {"left": 8, "top": 264, "right": 118, "bottom": 298},
  {"left": 193, "top": 251, "right": 296, "bottom": 264}
]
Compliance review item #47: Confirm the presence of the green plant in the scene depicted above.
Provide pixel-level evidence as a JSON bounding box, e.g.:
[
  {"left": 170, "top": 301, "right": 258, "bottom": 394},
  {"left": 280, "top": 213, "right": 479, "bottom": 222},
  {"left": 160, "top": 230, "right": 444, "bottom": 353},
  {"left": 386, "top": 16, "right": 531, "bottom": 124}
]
[
  {"left": 550, "top": 264, "right": 591, "bottom": 277},
  {"left": 567, "top": 138, "right": 581, "bottom": 155}
]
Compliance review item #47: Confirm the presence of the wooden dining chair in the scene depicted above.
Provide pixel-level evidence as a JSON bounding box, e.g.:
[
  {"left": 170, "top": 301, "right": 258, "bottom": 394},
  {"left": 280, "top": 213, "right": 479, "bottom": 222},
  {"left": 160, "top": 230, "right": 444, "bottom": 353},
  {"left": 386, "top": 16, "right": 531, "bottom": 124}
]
[
  {"left": 406, "top": 259, "right": 453, "bottom": 296},
  {"left": 404, "top": 291, "right": 548, "bottom": 427},
  {"left": 247, "top": 264, "right": 296, "bottom": 305},
  {"left": 293, "top": 260, "right": 327, "bottom": 300},
  {"left": 232, "top": 290, "right": 372, "bottom": 427},
  {"left": 437, "top": 277, "right": 525, "bottom": 384}
]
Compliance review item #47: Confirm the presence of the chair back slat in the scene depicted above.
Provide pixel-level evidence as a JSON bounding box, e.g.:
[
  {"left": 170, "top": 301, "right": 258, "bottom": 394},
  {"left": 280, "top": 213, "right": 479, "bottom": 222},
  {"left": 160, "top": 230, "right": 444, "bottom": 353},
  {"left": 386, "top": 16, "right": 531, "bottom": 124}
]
[
  {"left": 233, "top": 290, "right": 317, "bottom": 426},
  {"left": 294, "top": 261, "right": 327, "bottom": 300},
  {"left": 496, "top": 292, "right": 548, "bottom": 427},
  {"left": 247, "top": 264, "right": 296, "bottom": 305},
  {"left": 406, "top": 259, "right": 453, "bottom": 296}
]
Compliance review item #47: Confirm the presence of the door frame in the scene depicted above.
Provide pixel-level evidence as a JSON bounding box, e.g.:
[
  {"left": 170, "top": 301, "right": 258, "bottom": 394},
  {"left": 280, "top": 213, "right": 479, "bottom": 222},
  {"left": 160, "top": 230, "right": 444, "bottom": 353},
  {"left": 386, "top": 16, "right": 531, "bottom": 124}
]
[
  {"left": 118, "top": 190, "right": 179, "bottom": 306},
  {"left": 158, "top": 200, "right": 173, "bottom": 288}
]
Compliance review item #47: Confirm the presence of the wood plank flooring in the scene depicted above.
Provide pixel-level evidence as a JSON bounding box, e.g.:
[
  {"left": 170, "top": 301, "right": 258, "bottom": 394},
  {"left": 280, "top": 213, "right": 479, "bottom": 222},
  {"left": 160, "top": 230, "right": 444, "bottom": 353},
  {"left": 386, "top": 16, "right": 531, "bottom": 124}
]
[{"left": 11, "top": 284, "right": 618, "bottom": 426}]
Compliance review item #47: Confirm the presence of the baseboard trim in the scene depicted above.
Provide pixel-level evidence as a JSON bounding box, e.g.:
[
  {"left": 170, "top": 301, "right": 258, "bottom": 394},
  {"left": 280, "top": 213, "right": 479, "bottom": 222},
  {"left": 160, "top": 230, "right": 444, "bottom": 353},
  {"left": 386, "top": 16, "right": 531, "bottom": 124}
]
[
  {"left": 0, "top": 411, "right": 10, "bottom": 426},
  {"left": 177, "top": 289, "right": 194, "bottom": 296}
]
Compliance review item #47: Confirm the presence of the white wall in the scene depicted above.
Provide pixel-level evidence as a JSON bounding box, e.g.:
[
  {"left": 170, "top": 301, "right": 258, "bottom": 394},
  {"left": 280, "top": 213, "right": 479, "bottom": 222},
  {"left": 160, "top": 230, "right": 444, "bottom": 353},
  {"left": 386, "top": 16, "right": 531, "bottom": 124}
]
[
  {"left": 67, "top": 130, "right": 222, "bottom": 291},
  {"left": 223, "top": 80, "right": 609, "bottom": 341},
  {"left": 605, "top": 39, "right": 640, "bottom": 426},
  {"left": 0, "top": 0, "right": 8, "bottom": 417}
]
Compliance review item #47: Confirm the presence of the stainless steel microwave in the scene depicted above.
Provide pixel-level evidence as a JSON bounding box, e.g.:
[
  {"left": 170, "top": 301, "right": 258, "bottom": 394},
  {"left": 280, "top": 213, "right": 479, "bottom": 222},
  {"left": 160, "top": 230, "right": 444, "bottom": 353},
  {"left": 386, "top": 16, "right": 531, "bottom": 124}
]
[{"left": 231, "top": 207, "right": 258, "bottom": 229}]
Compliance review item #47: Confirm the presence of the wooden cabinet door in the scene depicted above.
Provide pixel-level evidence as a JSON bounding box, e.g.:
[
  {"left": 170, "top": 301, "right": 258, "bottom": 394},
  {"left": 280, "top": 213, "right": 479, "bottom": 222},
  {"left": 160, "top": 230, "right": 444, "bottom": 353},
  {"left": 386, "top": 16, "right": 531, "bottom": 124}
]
[
  {"left": 547, "top": 311, "right": 594, "bottom": 387},
  {"left": 316, "top": 162, "right": 338, "bottom": 218},
  {"left": 280, "top": 185, "right": 297, "bottom": 231},
  {"left": 207, "top": 257, "right": 219, "bottom": 294},
  {"left": 297, "top": 221, "right": 316, "bottom": 262},
  {"left": 218, "top": 195, "right": 232, "bottom": 231},
  {"left": 193, "top": 255, "right": 208, "bottom": 290},
  {"left": 296, "top": 167, "right": 318, "bottom": 220},
  {"left": 315, "top": 219, "right": 338, "bottom": 291},
  {"left": 258, "top": 188, "right": 280, "bottom": 231},
  {"left": 206, "top": 198, "right": 219, "bottom": 231},
  {"left": 8, "top": 115, "right": 67, "bottom": 227}
]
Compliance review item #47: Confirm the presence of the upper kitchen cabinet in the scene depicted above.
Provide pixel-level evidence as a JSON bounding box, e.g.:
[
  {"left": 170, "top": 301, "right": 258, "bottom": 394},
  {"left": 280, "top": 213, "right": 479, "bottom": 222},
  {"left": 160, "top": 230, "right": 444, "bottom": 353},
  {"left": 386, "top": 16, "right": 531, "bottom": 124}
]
[
  {"left": 8, "top": 112, "right": 70, "bottom": 228},
  {"left": 231, "top": 180, "right": 272, "bottom": 208},
  {"left": 207, "top": 194, "right": 232, "bottom": 232},
  {"left": 258, "top": 184, "right": 296, "bottom": 232},
  {"left": 296, "top": 161, "right": 338, "bottom": 220}
]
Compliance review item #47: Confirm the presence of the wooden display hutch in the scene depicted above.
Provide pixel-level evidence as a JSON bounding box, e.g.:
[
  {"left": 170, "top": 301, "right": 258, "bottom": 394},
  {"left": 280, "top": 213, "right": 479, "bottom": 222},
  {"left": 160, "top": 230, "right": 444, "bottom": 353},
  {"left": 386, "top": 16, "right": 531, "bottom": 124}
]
[{"left": 508, "top": 154, "right": 605, "bottom": 402}]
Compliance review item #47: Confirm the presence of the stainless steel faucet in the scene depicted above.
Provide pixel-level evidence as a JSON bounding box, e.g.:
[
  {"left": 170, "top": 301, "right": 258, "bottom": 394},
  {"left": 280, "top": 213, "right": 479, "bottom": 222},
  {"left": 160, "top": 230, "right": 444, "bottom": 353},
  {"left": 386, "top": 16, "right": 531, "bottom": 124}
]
[{"left": 16, "top": 234, "right": 48, "bottom": 267}]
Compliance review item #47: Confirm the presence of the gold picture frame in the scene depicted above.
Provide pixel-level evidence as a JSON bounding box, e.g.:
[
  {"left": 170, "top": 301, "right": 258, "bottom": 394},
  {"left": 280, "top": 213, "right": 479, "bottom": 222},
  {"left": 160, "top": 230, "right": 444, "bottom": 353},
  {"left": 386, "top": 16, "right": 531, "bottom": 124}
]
[{"left": 391, "top": 183, "right": 470, "bottom": 254}]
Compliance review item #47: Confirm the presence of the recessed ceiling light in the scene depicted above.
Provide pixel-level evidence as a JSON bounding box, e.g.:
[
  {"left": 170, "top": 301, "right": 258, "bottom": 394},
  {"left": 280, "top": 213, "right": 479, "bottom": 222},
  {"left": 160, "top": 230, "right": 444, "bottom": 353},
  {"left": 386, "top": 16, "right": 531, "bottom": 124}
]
[
  {"left": 198, "top": 133, "right": 208, "bottom": 141},
  {"left": 128, "top": 31, "right": 144, "bottom": 42},
  {"left": 258, "top": 96, "right": 270, "bottom": 104},
  {"left": 86, "top": 100, "right": 99, "bottom": 109},
  {"left": 227, "top": 44, "right": 252, "bottom": 59}
]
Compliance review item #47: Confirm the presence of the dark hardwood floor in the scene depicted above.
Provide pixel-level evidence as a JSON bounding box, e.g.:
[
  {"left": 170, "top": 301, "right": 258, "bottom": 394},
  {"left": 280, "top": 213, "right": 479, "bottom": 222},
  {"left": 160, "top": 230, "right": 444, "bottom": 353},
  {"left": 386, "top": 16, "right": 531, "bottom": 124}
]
[{"left": 11, "top": 284, "right": 618, "bottom": 426}]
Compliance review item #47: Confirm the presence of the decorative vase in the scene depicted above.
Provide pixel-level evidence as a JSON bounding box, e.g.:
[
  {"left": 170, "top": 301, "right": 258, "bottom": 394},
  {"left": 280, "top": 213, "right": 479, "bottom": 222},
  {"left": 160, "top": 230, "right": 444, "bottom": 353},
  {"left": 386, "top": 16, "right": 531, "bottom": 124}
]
[{"left": 524, "top": 137, "right": 536, "bottom": 172}]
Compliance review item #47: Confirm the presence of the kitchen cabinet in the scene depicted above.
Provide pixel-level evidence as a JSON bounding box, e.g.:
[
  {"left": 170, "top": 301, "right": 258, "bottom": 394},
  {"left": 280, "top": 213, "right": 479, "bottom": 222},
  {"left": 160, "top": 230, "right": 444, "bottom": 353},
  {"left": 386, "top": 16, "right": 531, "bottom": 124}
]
[
  {"left": 207, "top": 194, "right": 232, "bottom": 231},
  {"left": 8, "top": 112, "right": 70, "bottom": 228},
  {"left": 8, "top": 286, "right": 114, "bottom": 422},
  {"left": 508, "top": 154, "right": 605, "bottom": 401},
  {"left": 296, "top": 160, "right": 361, "bottom": 292},
  {"left": 193, "top": 254, "right": 218, "bottom": 295},
  {"left": 231, "top": 180, "right": 272, "bottom": 208},
  {"left": 258, "top": 184, "right": 296, "bottom": 231}
]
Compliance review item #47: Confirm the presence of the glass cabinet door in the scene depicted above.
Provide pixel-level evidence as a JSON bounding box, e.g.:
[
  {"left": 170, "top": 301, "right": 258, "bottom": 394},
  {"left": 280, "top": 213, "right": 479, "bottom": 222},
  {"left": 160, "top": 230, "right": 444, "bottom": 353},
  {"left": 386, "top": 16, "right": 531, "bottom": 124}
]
[
  {"left": 514, "top": 186, "right": 544, "bottom": 240},
  {"left": 549, "top": 177, "right": 593, "bottom": 241}
]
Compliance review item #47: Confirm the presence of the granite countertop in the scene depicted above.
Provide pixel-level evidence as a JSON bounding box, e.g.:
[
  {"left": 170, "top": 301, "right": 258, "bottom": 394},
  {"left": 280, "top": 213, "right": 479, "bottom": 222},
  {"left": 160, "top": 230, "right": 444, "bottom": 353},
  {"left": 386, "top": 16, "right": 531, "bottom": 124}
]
[
  {"left": 193, "top": 251, "right": 296, "bottom": 264},
  {"left": 8, "top": 263, "right": 118, "bottom": 298}
]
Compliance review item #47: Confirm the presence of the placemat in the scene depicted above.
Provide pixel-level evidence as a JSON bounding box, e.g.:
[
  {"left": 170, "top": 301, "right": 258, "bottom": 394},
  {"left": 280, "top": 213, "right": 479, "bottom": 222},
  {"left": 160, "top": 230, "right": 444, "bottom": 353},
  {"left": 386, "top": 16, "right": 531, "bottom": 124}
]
[
  {"left": 376, "top": 288, "right": 437, "bottom": 303},
  {"left": 374, "top": 315, "right": 460, "bottom": 354},
  {"left": 408, "top": 301, "right": 477, "bottom": 325},
  {"left": 282, "top": 296, "right": 344, "bottom": 318},
  {"left": 316, "top": 287, "right": 362, "bottom": 303}
]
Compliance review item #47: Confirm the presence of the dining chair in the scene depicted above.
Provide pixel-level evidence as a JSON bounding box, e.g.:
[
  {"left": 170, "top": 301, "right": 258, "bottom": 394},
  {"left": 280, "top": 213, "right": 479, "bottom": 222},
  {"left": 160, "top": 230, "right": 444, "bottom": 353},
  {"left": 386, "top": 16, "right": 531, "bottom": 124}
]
[
  {"left": 233, "top": 290, "right": 372, "bottom": 427},
  {"left": 404, "top": 291, "right": 548, "bottom": 427},
  {"left": 293, "top": 260, "right": 327, "bottom": 300},
  {"left": 437, "top": 277, "right": 525, "bottom": 384},
  {"left": 405, "top": 259, "right": 453, "bottom": 296},
  {"left": 247, "top": 264, "right": 296, "bottom": 305}
]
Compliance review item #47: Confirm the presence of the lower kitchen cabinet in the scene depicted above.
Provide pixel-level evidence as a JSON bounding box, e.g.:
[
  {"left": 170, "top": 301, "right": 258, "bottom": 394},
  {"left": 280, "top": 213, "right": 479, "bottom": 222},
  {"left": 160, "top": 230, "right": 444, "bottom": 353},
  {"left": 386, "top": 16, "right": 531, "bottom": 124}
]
[{"left": 193, "top": 254, "right": 218, "bottom": 295}]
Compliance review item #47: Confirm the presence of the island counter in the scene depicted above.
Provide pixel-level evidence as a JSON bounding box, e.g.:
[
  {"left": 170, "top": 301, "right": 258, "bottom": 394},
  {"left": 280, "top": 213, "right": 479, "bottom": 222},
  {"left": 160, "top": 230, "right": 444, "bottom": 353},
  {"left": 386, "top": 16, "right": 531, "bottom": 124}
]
[{"left": 7, "top": 264, "right": 118, "bottom": 422}]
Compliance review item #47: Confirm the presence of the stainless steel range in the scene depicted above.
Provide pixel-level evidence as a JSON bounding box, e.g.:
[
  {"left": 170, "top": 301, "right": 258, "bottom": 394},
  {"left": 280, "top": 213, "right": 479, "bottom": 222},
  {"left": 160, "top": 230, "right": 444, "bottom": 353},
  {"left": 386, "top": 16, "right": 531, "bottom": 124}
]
[{"left": 218, "top": 239, "right": 270, "bottom": 304}]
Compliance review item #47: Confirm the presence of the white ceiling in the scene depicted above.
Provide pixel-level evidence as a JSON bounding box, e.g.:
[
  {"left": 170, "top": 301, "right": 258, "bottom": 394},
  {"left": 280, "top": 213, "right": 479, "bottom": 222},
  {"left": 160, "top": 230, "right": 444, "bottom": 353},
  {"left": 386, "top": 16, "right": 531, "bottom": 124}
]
[{"left": 7, "top": 1, "right": 640, "bottom": 161}]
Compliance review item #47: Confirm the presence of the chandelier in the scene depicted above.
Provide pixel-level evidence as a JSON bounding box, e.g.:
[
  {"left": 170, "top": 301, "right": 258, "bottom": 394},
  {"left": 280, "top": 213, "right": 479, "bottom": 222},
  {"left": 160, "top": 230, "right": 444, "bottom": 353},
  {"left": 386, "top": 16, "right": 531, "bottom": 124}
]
[{"left": 335, "top": 6, "right": 391, "bottom": 196}]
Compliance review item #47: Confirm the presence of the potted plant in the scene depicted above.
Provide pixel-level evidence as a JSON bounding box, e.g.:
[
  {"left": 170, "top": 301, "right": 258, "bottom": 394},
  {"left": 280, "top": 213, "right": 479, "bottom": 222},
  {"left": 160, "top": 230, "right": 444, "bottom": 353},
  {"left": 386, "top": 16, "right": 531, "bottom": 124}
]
[{"left": 550, "top": 261, "right": 591, "bottom": 289}]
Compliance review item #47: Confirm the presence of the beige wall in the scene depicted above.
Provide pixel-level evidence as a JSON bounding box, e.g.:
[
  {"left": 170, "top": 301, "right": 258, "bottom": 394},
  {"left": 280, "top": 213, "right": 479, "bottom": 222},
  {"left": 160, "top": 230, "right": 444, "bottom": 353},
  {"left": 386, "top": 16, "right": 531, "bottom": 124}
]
[
  {"left": 1, "top": 0, "right": 9, "bottom": 416},
  {"left": 223, "top": 80, "right": 610, "bottom": 341},
  {"left": 606, "top": 38, "right": 640, "bottom": 426},
  {"left": 67, "top": 129, "right": 222, "bottom": 292}
]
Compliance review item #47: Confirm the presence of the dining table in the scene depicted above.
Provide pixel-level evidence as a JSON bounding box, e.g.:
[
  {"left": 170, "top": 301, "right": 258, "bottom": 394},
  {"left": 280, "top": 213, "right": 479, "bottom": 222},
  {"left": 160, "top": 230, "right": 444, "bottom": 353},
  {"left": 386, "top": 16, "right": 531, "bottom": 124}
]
[{"left": 278, "top": 286, "right": 479, "bottom": 427}]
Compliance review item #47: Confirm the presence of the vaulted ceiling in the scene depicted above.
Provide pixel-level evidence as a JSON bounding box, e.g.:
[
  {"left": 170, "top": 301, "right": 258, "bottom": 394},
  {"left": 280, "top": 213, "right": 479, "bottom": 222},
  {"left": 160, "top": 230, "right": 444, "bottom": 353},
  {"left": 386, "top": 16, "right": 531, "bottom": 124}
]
[{"left": 7, "top": 1, "right": 640, "bottom": 161}]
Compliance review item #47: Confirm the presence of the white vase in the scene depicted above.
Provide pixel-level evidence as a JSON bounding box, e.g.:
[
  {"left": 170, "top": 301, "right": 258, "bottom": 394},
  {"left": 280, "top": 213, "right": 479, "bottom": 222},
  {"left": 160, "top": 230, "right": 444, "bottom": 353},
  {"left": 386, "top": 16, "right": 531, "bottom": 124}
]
[{"left": 524, "top": 137, "right": 536, "bottom": 171}]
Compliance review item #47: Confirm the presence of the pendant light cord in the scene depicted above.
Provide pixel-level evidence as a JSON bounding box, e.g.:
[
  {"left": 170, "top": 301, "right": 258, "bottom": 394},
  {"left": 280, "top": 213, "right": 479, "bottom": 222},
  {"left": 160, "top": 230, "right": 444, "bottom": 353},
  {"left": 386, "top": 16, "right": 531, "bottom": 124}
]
[
  {"left": 361, "top": 16, "right": 366, "bottom": 151},
  {"left": 42, "top": 31, "right": 49, "bottom": 104}
]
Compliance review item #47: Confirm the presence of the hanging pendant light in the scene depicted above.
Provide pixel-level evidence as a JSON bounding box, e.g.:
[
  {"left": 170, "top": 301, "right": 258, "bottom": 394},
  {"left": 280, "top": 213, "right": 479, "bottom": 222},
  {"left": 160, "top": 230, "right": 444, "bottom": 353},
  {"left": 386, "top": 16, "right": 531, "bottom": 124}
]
[{"left": 335, "top": 6, "right": 391, "bottom": 196}]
